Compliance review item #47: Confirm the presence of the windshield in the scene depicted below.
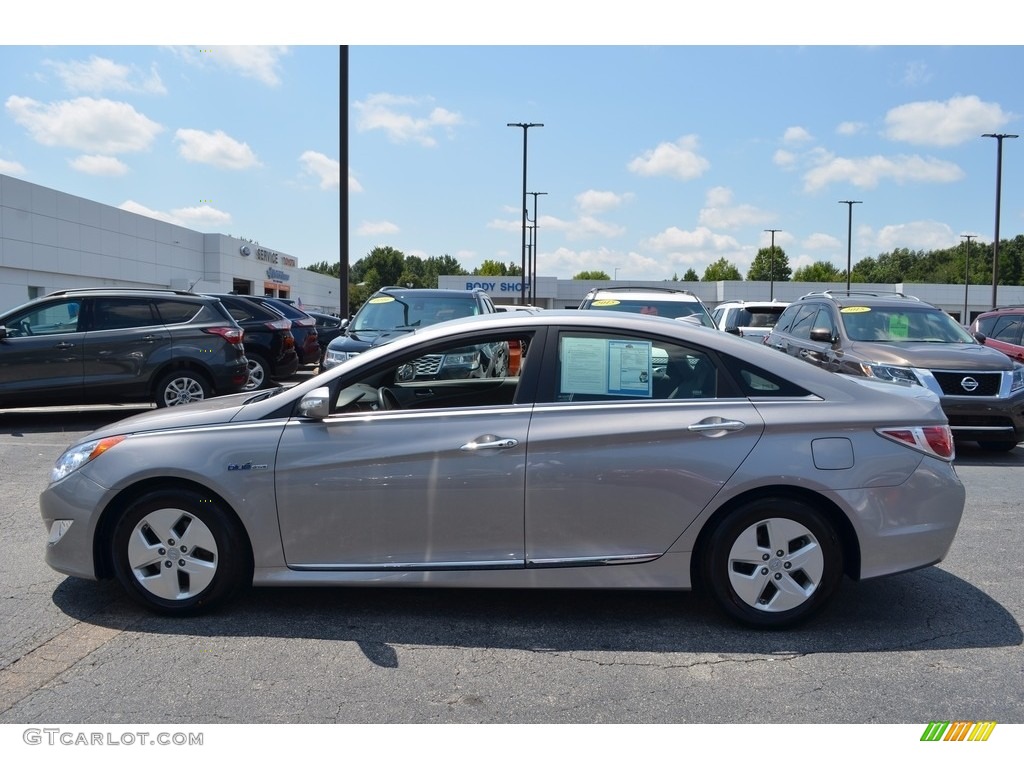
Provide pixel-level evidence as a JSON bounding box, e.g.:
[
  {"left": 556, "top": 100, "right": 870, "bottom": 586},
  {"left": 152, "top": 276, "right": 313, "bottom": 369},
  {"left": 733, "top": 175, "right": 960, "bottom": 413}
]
[
  {"left": 586, "top": 299, "right": 715, "bottom": 328},
  {"left": 841, "top": 306, "right": 975, "bottom": 343},
  {"left": 353, "top": 295, "right": 480, "bottom": 332}
]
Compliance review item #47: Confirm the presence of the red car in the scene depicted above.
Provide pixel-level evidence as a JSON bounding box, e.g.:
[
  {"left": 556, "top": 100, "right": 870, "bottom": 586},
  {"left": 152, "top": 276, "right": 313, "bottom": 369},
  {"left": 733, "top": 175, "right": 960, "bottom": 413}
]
[{"left": 972, "top": 306, "right": 1024, "bottom": 363}]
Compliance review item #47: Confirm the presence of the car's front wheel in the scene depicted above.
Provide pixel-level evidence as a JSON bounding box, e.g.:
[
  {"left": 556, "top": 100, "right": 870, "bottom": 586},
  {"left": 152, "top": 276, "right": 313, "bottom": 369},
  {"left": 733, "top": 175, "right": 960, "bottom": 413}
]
[
  {"left": 155, "top": 370, "right": 211, "bottom": 408},
  {"left": 702, "top": 498, "right": 843, "bottom": 629},
  {"left": 110, "top": 489, "right": 250, "bottom": 615}
]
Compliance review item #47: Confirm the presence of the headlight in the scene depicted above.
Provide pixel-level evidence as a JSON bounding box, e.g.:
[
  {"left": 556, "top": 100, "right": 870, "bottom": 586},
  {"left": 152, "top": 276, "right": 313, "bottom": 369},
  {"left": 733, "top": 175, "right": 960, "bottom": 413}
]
[
  {"left": 861, "top": 363, "right": 922, "bottom": 386},
  {"left": 51, "top": 435, "right": 125, "bottom": 483},
  {"left": 1012, "top": 363, "right": 1024, "bottom": 393},
  {"left": 323, "top": 349, "right": 357, "bottom": 369},
  {"left": 442, "top": 350, "right": 481, "bottom": 369}
]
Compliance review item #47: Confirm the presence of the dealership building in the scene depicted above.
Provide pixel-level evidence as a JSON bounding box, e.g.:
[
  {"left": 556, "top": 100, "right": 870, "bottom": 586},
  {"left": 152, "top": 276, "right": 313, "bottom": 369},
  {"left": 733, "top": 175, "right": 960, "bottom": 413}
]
[
  {"left": 4, "top": 173, "right": 1023, "bottom": 322},
  {"left": 0, "top": 173, "right": 340, "bottom": 315}
]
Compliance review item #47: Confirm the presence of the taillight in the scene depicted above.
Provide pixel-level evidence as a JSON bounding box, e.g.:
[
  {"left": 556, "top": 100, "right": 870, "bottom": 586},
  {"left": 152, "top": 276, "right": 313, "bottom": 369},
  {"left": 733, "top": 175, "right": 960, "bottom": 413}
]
[
  {"left": 265, "top": 318, "right": 291, "bottom": 331},
  {"left": 204, "top": 326, "right": 244, "bottom": 345},
  {"left": 292, "top": 317, "right": 315, "bottom": 327},
  {"left": 876, "top": 425, "right": 955, "bottom": 461}
]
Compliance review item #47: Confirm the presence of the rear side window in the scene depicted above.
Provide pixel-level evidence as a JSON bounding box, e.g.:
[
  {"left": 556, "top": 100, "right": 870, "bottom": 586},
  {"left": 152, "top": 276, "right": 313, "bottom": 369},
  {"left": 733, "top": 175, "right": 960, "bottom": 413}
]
[
  {"left": 90, "top": 298, "right": 158, "bottom": 330},
  {"left": 154, "top": 299, "right": 201, "bottom": 324}
]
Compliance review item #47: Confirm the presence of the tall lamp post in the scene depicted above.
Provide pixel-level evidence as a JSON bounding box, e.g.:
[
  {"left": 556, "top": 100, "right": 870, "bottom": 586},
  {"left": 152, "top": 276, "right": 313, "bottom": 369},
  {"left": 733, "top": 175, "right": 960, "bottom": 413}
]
[
  {"left": 982, "top": 133, "right": 1017, "bottom": 309},
  {"left": 764, "top": 229, "right": 781, "bottom": 300},
  {"left": 527, "top": 191, "right": 547, "bottom": 305},
  {"left": 961, "top": 234, "right": 977, "bottom": 325},
  {"left": 508, "top": 122, "right": 543, "bottom": 304},
  {"left": 839, "top": 200, "right": 862, "bottom": 291}
]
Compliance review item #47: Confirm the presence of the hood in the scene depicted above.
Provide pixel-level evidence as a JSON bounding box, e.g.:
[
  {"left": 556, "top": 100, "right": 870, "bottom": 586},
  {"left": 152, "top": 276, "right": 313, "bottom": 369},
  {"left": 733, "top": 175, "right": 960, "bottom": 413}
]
[
  {"left": 80, "top": 390, "right": 261, "bottom": 440},
  {"left": 845, "top": 340, "right": 1013, "bottom": 371}
]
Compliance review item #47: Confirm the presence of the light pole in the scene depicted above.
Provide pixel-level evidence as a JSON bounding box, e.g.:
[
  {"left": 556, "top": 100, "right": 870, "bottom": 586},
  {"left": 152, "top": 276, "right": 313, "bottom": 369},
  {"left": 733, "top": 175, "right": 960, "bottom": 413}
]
[
  {"left": 764, "top": 229, "right": 781, "bottom": 300},
  {"left": 961, "top": 234, "right": 977, "bottom": 325},
  {"left": 839, "top": 201, "right": 862, "bottom": 291},
  {"left": 508, "top": 122, "right": 543, "bottom": 304},
  {"left": 527, "top": 191, "right": 547, "bottom": 305},
  {"left": 614, "top": 267, "right": 622, "bottom": 281},
  {"left": 982, "top": 133, "right": 1017, "bottom": 309}
]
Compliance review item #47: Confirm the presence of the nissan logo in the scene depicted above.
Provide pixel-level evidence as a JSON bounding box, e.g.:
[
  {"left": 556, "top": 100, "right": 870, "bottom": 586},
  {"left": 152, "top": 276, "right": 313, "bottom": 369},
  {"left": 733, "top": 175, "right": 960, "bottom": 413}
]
[{"left": 960, "top": 376, "right": 979, "bottom": 392}]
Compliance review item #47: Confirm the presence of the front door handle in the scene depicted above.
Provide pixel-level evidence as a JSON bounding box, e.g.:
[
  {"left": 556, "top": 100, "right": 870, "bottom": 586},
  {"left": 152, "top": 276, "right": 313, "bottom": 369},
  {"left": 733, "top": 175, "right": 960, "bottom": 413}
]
[{"left": 460, "top": 436, "right": 519, "bottom": 451}]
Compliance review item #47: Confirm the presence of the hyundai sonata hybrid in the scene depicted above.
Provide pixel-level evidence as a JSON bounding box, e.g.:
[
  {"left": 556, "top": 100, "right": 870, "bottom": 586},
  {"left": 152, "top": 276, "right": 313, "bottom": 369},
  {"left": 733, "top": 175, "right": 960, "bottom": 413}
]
[{"left": 41, "top": 310, "right": 965, "bottom": 629}]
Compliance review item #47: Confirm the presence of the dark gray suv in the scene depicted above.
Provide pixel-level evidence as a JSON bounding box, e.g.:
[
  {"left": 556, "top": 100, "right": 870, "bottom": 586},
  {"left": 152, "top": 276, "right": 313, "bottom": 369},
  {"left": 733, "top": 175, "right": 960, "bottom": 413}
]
[
  {"left": 0, "top": 288, "right": 248, "bottom": 408},
  {"left": 764, "top": 290, "right": 1024, "bottom": 451}
]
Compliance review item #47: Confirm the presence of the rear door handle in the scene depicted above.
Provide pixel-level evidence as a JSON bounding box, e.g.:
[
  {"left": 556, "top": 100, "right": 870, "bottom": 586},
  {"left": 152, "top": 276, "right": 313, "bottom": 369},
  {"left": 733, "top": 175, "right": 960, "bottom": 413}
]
[{"left": 460, "top": 436, "right": 519, "bottom": 451}]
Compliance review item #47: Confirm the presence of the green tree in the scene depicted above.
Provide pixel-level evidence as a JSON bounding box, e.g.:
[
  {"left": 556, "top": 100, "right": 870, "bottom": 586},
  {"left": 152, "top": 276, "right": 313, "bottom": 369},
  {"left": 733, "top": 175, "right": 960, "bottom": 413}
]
[
  {"left": 702, "top": 258, "right": 742, "bottom": 281},
  {"left": 350, "top": 246, "right": 406, "bottom": 290},
  {"left": 792, "top": 261, "right": 844, "bottom": 282},
  {"left": 747, "top": 246, "right": 791, "bottom": 282},
  {"left": 422, "top": 255, "right": 468, "bottom": 287},
  {"left": 306, "top": 259, "right": 339, "bottom": 278},
  {"left": 683, "top": 268, "right": 700, "bottom": 281},
  {"left": 475, "top": 259, "right": 516, "bottom": 276},
  {"left": 573, "top": 270, "right": 611, "bottom": 280}
]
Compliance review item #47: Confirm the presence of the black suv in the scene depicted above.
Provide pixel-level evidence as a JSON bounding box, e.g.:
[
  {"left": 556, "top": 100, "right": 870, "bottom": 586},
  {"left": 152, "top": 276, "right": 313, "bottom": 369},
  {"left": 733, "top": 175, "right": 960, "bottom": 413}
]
[
  {"left": 0, "top": 288, "right": 247, "bottom": 408},
  {"left": 227, "top": 295, "right": 320, "bottom": 367},
  {"left": 322, "top": 287, "right": 498, "bottom": 371},
  {"left": 206, "top": 294, "right": 299, "bottom": 391},
  {"left": 764, "top": 290, "right": 1024, "bottom": 451}
]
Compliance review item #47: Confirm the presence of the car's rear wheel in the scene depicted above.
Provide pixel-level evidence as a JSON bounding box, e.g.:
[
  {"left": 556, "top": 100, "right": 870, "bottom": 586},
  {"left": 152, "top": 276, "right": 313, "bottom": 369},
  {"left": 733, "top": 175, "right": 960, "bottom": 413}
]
[
  {"left": 111, "top": 489, "right": 249, "bottom": 615},
  {"left": 702, "top": 498, "right": 843, "bottom": 629},
  {"left": 243, "top": 353, "right": 270, "bottom": 391},
  {"left": 155, "top": 370, "right": 210, "bottom": 408}
]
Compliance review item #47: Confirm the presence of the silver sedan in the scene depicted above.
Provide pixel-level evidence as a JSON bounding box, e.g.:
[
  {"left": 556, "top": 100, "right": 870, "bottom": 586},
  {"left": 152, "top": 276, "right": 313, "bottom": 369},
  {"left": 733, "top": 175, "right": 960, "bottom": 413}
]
[{"left": 41, "top": 310, "right": 965, "bottom": 629}]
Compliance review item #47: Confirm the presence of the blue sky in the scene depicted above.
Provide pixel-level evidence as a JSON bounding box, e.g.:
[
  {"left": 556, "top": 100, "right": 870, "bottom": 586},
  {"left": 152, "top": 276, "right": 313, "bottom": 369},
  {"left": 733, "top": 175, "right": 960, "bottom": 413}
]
[{"left": 3, "top": 10, "right": 1023, "bottom": 282}]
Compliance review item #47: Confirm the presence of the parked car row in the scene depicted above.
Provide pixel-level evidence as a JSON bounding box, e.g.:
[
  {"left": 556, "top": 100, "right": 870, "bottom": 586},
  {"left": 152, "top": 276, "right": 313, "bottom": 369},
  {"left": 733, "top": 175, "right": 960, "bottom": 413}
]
[{"left": 0, "top": 288, "right": 331, "bottom": 409}]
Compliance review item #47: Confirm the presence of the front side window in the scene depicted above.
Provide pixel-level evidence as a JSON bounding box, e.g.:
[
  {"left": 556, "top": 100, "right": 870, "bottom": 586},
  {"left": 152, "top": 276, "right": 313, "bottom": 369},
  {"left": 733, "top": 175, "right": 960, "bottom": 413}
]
[{"left": 3, "top": 300, "right": 82, "bottom": 337}]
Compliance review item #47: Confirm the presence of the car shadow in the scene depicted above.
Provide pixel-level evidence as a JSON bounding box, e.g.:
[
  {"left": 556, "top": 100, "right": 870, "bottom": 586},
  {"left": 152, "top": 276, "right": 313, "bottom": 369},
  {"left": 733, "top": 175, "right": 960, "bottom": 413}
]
[
  {"left": 952, "top": 441, "right": 1024, "bottom": 467},
  {"left": 51, "top": 565, "right": 1021, "bottom": 668}
]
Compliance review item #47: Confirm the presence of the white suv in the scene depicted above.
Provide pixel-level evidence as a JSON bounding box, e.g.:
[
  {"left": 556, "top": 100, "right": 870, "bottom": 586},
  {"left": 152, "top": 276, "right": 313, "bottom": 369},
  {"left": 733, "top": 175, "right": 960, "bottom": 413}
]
[
  {"left": 711, "top": 299, "right": 789, "bottom": 343},
  {"left": 578, "top": 287, "right": 716, "bottom": 328}
]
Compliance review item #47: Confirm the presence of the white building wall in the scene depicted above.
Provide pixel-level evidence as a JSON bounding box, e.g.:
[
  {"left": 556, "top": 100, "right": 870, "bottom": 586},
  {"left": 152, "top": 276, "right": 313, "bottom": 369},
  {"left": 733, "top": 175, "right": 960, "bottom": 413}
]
[{"left": 1, "top": 174, "right": 341, "bottom": 314}]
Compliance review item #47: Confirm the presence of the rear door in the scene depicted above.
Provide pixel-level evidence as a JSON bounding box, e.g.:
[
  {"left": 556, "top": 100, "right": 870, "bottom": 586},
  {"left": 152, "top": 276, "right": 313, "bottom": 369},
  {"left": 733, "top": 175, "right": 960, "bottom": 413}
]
[
  {"left": 524, "top": 327, "right": 763, "bottom": 565},
  {"left": 81, "top": 297, "right": 169, "bottom": 399}
]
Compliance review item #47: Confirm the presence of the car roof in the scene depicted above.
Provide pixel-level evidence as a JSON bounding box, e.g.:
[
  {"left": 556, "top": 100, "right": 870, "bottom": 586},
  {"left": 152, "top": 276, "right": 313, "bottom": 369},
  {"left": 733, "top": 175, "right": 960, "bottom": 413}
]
[
  {"left": 374, "top": 287, "right": 488, "bottom": 298},
  {"left": 585, "top": 286, "right": 701, "bottom": 301},
  {"left": 795, "top": 290, "right": 930, "bottom": 308}
]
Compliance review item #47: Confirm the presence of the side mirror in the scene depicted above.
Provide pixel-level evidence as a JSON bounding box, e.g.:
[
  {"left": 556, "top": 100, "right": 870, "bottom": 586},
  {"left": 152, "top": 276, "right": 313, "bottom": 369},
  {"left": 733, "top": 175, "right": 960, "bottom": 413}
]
[
  {"left": 298, "top": 386, "right": 331, "bottom": 419},
  {"left": 973, "top": 331, "right": 987, "bottom": 344},
  {"left": 724, "top": 325, "right": 741, "bottom": 336},
  {"left": 809, "top": 327, "right": 835, "bottom": 344}
]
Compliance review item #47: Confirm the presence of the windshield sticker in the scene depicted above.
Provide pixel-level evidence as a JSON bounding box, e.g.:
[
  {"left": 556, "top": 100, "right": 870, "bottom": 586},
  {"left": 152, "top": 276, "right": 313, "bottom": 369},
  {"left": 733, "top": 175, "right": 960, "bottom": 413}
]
[
  {"left": 592, "top": 299, "right": 621, "bottom": 307},
  {"left": 368, "top": 296, "right": 395, "bottom": 304},
  {"left": 840, "top": 306, "right": 871, "bottom": 313},
  {"left": 888, "top": 314, "right": 910, "bottom": 338}
]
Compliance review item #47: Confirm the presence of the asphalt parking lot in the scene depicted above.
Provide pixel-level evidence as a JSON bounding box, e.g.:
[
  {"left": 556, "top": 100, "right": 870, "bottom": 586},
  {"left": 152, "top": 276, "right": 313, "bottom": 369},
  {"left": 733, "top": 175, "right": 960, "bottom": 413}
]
[{"left": 0, "top": 396, "right": 1021, "bottom": 726}]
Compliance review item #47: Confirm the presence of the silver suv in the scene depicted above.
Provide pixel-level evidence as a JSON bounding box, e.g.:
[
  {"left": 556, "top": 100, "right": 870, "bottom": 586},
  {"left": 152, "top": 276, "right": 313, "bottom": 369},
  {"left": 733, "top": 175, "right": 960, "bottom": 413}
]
[
  {"left": 578, "top": 286, "right": 716, "bottom": 328},
  {"left": 764, "top": 290, "right": 1024, "bottom": 452}
]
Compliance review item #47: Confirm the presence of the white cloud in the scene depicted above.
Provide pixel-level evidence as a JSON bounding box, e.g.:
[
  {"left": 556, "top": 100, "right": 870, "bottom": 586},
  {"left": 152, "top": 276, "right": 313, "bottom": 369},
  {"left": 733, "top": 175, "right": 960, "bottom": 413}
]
[
  {"left": 803, "top": 154, "right": 964, "bottom": 191},
  {"left": 575, "top": 189, "right": 632, "bottom": 214},
  {"left": 175, "top": 128, "right": 260, "bottom": 170},
  {"left": 6, "top": 95, "right": 163, "bottom": 154},
  {"left": 773, "top": 149, "right": 797, "bottom": 168},
  {"left": 900, "top": 61, "right": 932, "bottom": 87},
  {"left": 698, "top": 186, "right": 774, "bottom": 230},
  {"left": 627, "top": 135, "right": 709, "bottom": 180},
  {"left": 118, "top": 200, "right": 231, "bottom": 230},
  {"left": 836, "top": 121, "right": 866, "bottom": 136},
  {"left": 69, "top": 154, "right": 128, "bottom": 176},
  {"left": 803, "top": 232, "right": 842, "bottom": 251},
  {"left": 783, "top": 126, "right": 813, "bottom": 144},
  {"left": 46, "top": 55, "right": 166, "bottom": 95},
  {"left": 171, "top": 46, "right": 289, "bottom": 87},
  {"left": 357, "top": 220, "right": 400, "bottom": 236},
  {"left": 642, "top": 226, "right": 742, "bottom": 253},
  {"left": 349, "top": 170, "right": 363, "bottom": 193},
  {"left": 353, "top": 92, "right": 463, "bottom": 147},
  {"left": 884, "top": 95, "right": 1013, "bottom": 146},
  {"left": 0, "top": 158, "right": 27, "bottom": 175},
  {"left": 874, "top": 220, "right": 958, "bottom": 252},
  {"left": 298, "top": 150, "right": 339, "bottom": 190}
]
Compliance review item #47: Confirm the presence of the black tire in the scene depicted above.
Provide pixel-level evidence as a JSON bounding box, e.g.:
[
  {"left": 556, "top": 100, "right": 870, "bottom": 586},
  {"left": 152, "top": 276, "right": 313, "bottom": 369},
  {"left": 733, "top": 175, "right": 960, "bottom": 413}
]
[
  {"left": 154, "top": 370, "right": 211, "bottom": 408},
  {"left": 701, "top": 497, "right": 843, "bottom": 629},
  {"left": 243, "top": 353, "right": 271, "bottom": 391},
  {"left": 110, "top": 489, "right": 250, "bottom": 615},
  {"left": 977, "top": 440, "right": 1019, "bottom": 453}
]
